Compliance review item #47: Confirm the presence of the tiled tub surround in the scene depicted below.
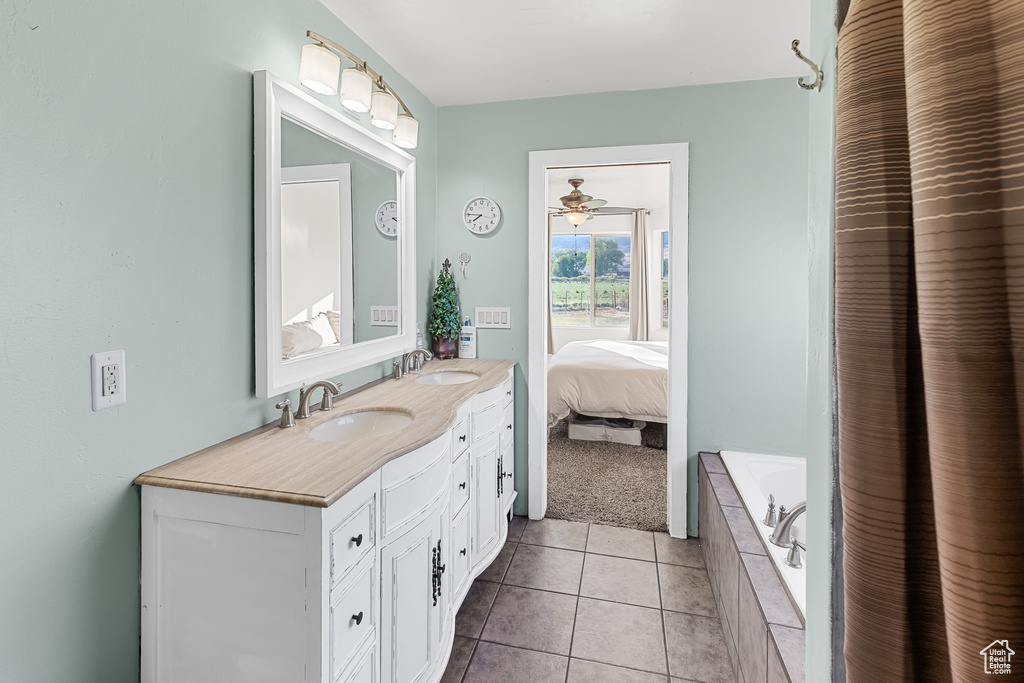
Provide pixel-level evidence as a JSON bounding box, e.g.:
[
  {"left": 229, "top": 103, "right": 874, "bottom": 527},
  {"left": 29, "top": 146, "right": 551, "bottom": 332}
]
[
  {"left": 719, "top": 451, "right": 807, "bottom": 616},
  {"left": 698, "top": 453, "right": 805, "bottom": 683},
  {"left": 441, "top": 516, "right": 736, "bottom": 683}
]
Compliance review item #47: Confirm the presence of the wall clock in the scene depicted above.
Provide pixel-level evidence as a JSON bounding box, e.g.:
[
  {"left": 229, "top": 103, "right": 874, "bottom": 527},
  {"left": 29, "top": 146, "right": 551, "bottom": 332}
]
[
  {"left": 463, "top": 196, "right": 501, "bottom": 234},
  {"left": 375, "top": 200, "right": 398, "bottom": 236}
]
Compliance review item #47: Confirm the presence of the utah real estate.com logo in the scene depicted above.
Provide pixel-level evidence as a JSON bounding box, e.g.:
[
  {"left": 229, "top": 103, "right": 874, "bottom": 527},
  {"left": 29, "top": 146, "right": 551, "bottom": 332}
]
[{"left": 980, "top": 640, "right": 1015, "bottom": 675}]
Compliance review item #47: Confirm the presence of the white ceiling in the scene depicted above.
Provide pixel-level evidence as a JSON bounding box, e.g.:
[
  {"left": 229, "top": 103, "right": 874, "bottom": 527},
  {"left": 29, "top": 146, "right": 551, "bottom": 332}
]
[
  {"left": 547, "top": 163, "right": 671, "bottom": 219},
  {"left": 319, "top": 0, "right": 812, "bottom": 106}
]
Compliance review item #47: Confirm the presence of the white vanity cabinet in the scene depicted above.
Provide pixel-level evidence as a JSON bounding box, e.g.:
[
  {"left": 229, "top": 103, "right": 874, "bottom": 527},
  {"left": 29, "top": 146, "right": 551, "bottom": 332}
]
[{"left": 139, "top": 364, "right": 516, "bottom": 683}]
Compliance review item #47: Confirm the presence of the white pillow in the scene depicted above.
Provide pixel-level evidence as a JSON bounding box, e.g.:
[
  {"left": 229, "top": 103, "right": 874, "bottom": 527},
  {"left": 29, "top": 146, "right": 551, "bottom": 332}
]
[
  {"left": 281, "top": 321, "right": 323, "bottom": 359},
  {"left": 323, "top": 310, "right": 342, "bottom": 341},
  {"left": 309, "top": 312, "right": 338, "bottom": 345}
]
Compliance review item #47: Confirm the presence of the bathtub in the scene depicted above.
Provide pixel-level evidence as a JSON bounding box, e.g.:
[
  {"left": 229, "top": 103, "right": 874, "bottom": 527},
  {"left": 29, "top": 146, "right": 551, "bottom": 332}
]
[{"left": 719, "top": 451, "right": 807, "bottom": 617}]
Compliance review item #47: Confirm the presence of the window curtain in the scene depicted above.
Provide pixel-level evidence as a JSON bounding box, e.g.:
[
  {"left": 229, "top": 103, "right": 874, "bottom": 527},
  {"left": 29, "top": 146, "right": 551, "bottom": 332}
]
[
  {"left": 628, "top": 210, "right": 649, "bottom": 341},
  {"left": 836, "top": 1, "right": 1024, "bottom": 681}
]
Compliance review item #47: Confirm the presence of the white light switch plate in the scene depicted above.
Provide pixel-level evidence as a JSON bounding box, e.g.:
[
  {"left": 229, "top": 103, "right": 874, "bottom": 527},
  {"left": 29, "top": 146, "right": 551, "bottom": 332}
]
[
  {"left": 91, "top": 350, "right": 126, "bottom": 411},
  {"left": 475, "top": 307, "right": 511, "bottom": 329},
  {"left": 370, "top": 305, "right": 400, "bottom": 326}
]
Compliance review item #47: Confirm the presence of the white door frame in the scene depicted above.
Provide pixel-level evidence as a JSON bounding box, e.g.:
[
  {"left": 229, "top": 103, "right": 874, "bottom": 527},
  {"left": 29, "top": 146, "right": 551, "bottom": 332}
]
[{"left": 527, "top": 143, "right": 689, "bottom": 537}]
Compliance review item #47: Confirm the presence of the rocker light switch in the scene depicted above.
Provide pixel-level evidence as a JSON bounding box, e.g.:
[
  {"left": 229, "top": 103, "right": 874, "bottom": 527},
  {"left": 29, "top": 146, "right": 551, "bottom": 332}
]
[{"left": 475, "top": 307, "right": 511, "bottom": 329}]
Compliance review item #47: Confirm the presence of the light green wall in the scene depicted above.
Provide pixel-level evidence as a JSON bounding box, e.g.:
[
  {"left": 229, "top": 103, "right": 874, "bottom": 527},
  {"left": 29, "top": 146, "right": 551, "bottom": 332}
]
[
  {"left": 804, "top": 0, "right": 840, "bottom": 680},
  {"left": 436, "top": 80, "right": 811, "bottom": 530},
  {"left": 0, "top": 1, "right": 436, "bottom": 680}
]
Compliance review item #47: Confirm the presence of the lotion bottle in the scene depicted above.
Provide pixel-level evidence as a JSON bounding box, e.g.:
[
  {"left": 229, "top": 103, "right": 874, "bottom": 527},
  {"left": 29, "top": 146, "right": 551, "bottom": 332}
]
[{"left": 459, "top": 316, "right": 477, "bottom": 359}]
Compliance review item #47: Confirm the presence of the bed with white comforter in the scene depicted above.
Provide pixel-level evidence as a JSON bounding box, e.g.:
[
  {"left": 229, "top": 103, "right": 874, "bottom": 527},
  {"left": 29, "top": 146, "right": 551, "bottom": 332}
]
[{"left": 547, "top": 339, "right": 668, "bottom": 427}]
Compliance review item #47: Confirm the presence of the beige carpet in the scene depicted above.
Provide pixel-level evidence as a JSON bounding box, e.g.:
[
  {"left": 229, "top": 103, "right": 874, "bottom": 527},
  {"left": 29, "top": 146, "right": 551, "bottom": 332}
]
[{"left": 545, "top": 420, "right": 668, "bottom": 532}]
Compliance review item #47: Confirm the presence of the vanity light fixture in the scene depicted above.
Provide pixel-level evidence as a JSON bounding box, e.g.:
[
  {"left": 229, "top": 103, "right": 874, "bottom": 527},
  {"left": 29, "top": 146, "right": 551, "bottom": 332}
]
[{"left": 299, "top": 30, "right": 418, "bottom": 148}]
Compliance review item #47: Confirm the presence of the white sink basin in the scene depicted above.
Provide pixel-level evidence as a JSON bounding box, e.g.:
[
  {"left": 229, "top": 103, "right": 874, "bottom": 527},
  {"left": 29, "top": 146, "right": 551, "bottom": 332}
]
[
  {"left": 415, "top": 371, "right": 480, "bottom": 385},
  {"left": 310, "top": 410, "right": 414, "bottom": 443}
]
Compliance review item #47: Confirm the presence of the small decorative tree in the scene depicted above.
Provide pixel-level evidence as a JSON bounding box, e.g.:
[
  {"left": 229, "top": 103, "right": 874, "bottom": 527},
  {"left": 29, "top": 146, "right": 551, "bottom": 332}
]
[{"left": 428, "top": 258, "right": 460, "bottom": 359}]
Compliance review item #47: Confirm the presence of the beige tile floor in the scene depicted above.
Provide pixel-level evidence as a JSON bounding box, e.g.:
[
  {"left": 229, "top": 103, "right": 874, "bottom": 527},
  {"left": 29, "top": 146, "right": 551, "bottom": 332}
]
[{"left": 441, "top": 517, "right": 734, "bottom": 683}]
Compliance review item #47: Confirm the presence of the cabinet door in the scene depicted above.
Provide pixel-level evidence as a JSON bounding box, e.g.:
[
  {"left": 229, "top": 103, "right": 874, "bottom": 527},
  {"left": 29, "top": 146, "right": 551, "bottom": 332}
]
[
  {"left": 472, "top": 431, "right": 501, "bottom": 563},
  {"left": 501, "top": 439, "right": 515, "bottom": 511},
  {"left": 380, "top": 511, "right": 439, "bottom": 683}
]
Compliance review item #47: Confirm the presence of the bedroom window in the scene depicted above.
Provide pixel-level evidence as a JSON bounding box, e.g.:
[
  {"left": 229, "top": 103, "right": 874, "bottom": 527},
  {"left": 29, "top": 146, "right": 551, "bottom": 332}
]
[
  {"left": 661, "top": 231, "right": 669, "bottom": 329},
  {"left": 551, "top": 234, "right": 631, "bottom": 327}
]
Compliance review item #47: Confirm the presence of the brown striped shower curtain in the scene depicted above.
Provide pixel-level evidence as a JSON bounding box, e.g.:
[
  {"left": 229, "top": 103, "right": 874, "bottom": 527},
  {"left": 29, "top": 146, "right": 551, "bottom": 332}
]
[{"left": 836, "top": 1, "right": 1024, "bottom": 681}]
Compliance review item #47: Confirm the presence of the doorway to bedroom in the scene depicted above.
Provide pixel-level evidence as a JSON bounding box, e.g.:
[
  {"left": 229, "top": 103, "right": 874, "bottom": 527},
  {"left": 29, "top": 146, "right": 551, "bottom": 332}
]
[{"left": 528, "top": 144, "right": 688, "bottom": 537}]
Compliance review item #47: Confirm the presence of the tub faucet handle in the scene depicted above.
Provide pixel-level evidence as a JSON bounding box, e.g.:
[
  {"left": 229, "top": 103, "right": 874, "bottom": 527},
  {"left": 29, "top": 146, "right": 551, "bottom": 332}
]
[
  {"left": 763, "top": 494, "right": 779, "bottom": 528},
  {"left": 785, "top": 536, "right": 803, "bottom": 569}
]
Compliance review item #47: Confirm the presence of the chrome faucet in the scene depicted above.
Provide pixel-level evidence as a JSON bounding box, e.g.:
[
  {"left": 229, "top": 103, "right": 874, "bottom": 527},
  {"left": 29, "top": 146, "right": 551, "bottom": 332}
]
[
  {"left": 296, "top": 380, "right": 341, "bottom": 419},
  {"left": 403, "top": 348, "right": 433, "bottom": 374},
  {"left": 769, "top": 500, "right": 806, "bottom": 548}
]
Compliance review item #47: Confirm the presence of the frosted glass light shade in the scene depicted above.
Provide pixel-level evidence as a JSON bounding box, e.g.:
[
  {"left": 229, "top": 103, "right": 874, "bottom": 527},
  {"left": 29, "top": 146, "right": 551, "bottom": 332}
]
[
  {"left": 394, "top": 114, "right": 419, "bottom": 149},
  {"left": 370, "top": 90, "right": 398, "bottom": 130},
  {"left": 565, "top": 211, "right": 589, "bottom": 227},
  {"left": 339, "top": 67, "right": 372, "bottom": 113},
  {"left": 299, "top": 44, "right": 340, "bottom": 95}
]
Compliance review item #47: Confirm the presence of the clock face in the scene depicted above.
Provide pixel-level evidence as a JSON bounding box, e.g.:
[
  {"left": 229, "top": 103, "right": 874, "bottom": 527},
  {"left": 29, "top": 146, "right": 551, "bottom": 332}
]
[
  {"left": 375, "top": 200, "right": 398, "bottom": 236},
  {"left": 463, "top": 197, "right": 501, "bottom": 234}
]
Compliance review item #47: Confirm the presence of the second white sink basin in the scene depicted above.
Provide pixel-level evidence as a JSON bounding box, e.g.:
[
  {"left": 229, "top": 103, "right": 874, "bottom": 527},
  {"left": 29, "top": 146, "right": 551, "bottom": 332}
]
[
  {"left": 415, "top": 371, "right": 480, "bottom": 385},
  {"left": 310, "top": 410, "right": 414, "bottom": 443}
]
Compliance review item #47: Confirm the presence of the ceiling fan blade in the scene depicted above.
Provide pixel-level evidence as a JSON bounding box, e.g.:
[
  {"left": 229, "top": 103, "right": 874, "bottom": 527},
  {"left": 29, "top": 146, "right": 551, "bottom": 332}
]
[
  {"left": 590, "top": 206, "right": 637, "bottom": 214},
  {"left": 581, "top": 199, "right": 608, "bottom": 209}
]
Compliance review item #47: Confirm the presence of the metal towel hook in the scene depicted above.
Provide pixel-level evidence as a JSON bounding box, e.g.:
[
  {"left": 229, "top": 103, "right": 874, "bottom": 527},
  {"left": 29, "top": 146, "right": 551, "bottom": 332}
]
[{"left": 791, "top": 39, "right": 823, "bottom": 92}]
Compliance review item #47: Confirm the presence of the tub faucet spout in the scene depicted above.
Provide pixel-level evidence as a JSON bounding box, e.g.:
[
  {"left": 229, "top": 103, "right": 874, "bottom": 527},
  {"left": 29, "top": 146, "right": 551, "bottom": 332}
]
[{"left": 769, "top": 500, "right": 806, "bottom": 548}]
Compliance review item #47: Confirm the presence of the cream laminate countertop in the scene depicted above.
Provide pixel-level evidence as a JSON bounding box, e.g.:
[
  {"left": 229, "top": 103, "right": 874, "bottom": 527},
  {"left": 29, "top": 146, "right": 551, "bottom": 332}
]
[{"left": 134, "top": 358, "right": 517, "bottom": 507}]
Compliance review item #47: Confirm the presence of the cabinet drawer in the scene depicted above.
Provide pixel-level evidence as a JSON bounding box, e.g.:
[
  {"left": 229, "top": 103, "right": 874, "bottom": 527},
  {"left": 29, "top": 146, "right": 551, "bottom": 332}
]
[
  {"left": 330, "top": 497, "right": 375, "bottom": 588},
  {"left": 501, "top": 375, "right": 513, "bottom": 407},
  {"left": 501, "top": 402, "right": 514, "bottom": 451},
  {"left": 472, "top": 399, "right": 503, "bottom": 441},
  {"left": 452, "top": 451, "right": 471, "bottom": 514},
  {"left": 381, "top": 435, "right": 451, "bottom": 538},
  {"left": 330, "top": 562, "right": 375, "bottom": 681},
  {"left": 450, "top": 507, "right": 472, "bottom": 601},
  {"left": 452, "top": 415, "right": 470, "bottom": 457}
]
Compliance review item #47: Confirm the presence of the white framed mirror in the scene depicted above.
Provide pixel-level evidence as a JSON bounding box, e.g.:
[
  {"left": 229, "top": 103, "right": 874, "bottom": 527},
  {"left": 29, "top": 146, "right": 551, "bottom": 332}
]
[{"left": 254, "top": 70, "right": 416, "bottom": 398}]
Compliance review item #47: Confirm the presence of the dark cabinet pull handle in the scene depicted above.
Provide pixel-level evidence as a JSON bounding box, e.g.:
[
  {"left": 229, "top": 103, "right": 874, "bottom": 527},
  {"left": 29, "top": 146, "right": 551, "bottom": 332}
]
[
  {"left": 506, "top": 390, "right": 511, "bottom": 396},
  {"left": 460, "top": 548, "right": 467, "bottom": 556},
  {"left": 507, "top": 424, "right": 512, "bottom": 429},
  {"left": 352, "top": 611, "right": 363, "bottom": 625},
  {"left": 459, "top": 482, "right": 466, "bottom": 489},
  {"left": 459, "top": 435, "right": 467, "bottom": 442},
  {"left": 351, "top": 533, "right": 363, "bottom": 547}
]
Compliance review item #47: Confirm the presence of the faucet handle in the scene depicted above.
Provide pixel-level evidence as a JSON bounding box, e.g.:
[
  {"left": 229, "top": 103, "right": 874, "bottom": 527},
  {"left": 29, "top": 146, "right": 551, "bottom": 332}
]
[
  {"left": 763, "top": 494, "right": 778, "bottom": 527},
  {"left": 275, "top": 400, "right": 295, "bottom": 429},
  {"left": 320, "top": 387, "right": 336, "bottom": 412},
  {"left": 785, "top": 537, "right": 803, "bottom": 568}
]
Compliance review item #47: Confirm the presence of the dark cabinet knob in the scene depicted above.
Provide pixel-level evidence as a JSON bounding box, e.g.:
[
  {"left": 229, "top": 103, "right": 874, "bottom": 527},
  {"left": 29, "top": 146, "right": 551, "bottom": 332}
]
[
  {"left": 351, "top": 533, "right": 363, "bottom": 547},
  {"left": 352, "top": 611, "right": 363, "bottom": 625},
  {"left": 506, "top": 390, "right": 511, "bottom": 396},
  {"left": 507, "top": 424, "right": 512, "bottom": 429},
  {"left": 459, "top": 482, "right": 466, "bottom": 489},
  {"left": 460, "top": 548, "right": 467, "bottom": 556},
  {"left": 459, "top": 435, "right": 467, "bottom": 442}
]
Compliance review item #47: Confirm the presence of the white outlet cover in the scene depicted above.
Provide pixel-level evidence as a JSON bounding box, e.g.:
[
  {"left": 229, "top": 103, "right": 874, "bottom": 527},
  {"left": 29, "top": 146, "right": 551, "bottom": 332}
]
[{"left": 91, "top": 350, "right": 126, "bottom": 411}]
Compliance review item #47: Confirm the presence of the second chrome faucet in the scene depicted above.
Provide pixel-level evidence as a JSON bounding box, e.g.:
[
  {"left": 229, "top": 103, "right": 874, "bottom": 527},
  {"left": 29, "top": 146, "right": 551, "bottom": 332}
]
[{"left": 296, "top": 380, "right": 342, "bottom": 419}]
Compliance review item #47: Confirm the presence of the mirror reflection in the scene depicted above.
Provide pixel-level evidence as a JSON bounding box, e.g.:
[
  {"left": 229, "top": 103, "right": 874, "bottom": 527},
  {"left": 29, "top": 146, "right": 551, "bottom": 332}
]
[{"left": 280, "top": 117, "right": 400, "bottom": 362}]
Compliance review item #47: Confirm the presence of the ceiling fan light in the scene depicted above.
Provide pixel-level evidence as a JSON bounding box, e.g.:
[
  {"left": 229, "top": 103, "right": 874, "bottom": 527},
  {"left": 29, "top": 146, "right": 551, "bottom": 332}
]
[
  {"left": 394, "top": 114, "right": 418, "bottom": 148},
  {"left": 370, "top": 90, "right": 398, "bottom": 130},
  {"left": 339, "top": 67, "right": 372, "bottom": 112},
  {"left": 299, "top": 43, "right": 340, "bottom": 95},
  {"left": 564, "top": 211, "right": 589, "bottom": 227}
]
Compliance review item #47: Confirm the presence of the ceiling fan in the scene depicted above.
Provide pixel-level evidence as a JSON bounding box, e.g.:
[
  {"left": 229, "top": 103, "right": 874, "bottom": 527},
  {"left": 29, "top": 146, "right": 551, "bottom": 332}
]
[{"left": 548, "top": 178, "right": 638, "bottom": 226}]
